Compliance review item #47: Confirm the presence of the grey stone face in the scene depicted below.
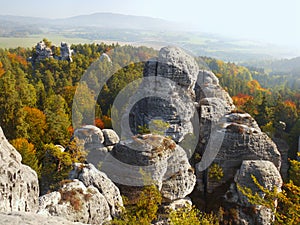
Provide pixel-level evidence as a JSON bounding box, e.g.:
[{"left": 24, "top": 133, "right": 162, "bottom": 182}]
[
  {"left": 73, "top": 126, "right": 120, "bottom": 165},
  {"left": 129, "top": 46, "right": 199, "bottom": 143},
  {"left": 0, "top": 127, "right": 39, "bottom": 213},
  {"left": 60, "top": 42, "right": 73, "bottom": 62},
  {"left": 69, "top": 163, "right": 123, "bottom": 217},
  {"left": 35, "top": 41, "right": 53, "bottom": 60},
  {"left": 233, "top": 160, "right": 282, "bottom": 225},
  {"left": 196, "top": 112, "right": 282, "bottom": 193},
  {"left": 102, "top": 129, "right": 120, "bottom": 146},
  {"left": 0, "top": 212, "right": 88, "bottom": 225},
  {"left": 100, "top": 134, "right": 196, "bottom": 201},
  {"left": 38, "top": 179, "right": 112, "bottom": 225}
]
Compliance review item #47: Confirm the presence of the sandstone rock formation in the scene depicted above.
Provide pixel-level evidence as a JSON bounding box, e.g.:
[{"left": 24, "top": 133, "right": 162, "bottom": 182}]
[
  {"left": 0, "top": 127, "right": 39, "bottom": 213},
  {"left": 69, "top": 163, "right": 123, "bottom": 217},
  {"left": 129, "top": 46, "right": 199, "bottom": 143},
  {"left": 38, "top": 179, "right": 112, "bottom": 225},
  {"left": 195, "top": 112, "right": 281, "bottom": 193},
  {"left": 229, "top": 160, "right": 282, "bottom": 225},
  {"left": 73, "top": 125, "right": 120, "bottom": 165},
  {"left": 38, "top": 162, "right": 125, "bottom": 224},
  {"left": 273, "top": 138, "right": 289, "bottom": 177},
  {"left": 29, "top": 40, "right": 73, "bottom": 62},
  {"left": 34, "top": 41, "right": 53, "bottom": 61},
  {"left": 100, "top": 134, "right": 196, "bottom": 202},
  {"left": 122, "top": 46, "right": 283, "bottom": 224},
  {"left": 60, "top": 42, "right": 73, "bottom": 62},
  {"left": 102, "top": 129, "right": 120, "bottom": 146},
  {"left": 0, "top": 212, "right": 88, "bottom": 225},
  {"left": 74, "top": 125, "right": 105, "bottom": 147}
]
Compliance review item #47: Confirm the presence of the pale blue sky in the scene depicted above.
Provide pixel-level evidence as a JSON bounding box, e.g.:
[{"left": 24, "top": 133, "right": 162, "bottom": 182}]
[{"left": 0, "top": 0, "right": 299, "bottom": 48}]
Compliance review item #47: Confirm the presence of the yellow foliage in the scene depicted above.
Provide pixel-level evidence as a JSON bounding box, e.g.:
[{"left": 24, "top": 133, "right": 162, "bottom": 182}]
[
  {"left": 208, "top": 163, "right": 224, "bottom": 181},
  {"left": 0, "top": 61, "right": 5, "bottom": 77},
  {"left": 10, "top": 138, "right": 41, "bottom": 177},
  {"left": 238, "top": 174, "right": 300, "bottom": 225},
  {"left": 169, "top": 205, "right": 219, "bottom": 225},
  {"left": 11, "top": 138, "right": 36, "bottom": 154}
]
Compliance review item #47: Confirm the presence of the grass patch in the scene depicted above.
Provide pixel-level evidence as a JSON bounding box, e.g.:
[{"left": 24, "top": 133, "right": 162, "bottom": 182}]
[{"left": 0, "top": 34, "right": 91, "bottom": 49}]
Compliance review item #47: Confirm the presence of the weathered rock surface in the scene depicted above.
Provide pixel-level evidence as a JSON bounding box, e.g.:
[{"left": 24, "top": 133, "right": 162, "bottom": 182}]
[
  {"left": 74, "top": 125, "right": 105, "bottom": 146},
  {"left": 144, "top": 46, "right": 199, "bottom": 88},
  {"left": 196, "top": 112, "right": 281, "bottom": 193},
  {"left": 235, "top": 160, "right": 282, "bottom": 204},
  {"left": 102, "top": 129, "right": 120, "bottom": 146},
  {"left": 0, "top": 127, "right": 39, "bottom": 213},
  {"left": 195, "top": 70, "right": 235, "bottom": 156},
  {"left": 196, "top": 70, "right": 234, "bottom": 113},
  {"left": 163, "top": 197, "right": 192, "bottom": 211},
  {"left": 100, "top": 134, "right": 196, "bottom": 201},
  {"left": 129, "top": 46, "right": 199, "bottom": 143},
  {"left": 29, "top": 41, "right": 73, "bottom": 62},
  {"left": 273, "top": 138, "right": 289, "bottom": 177},
  {"left": 161, "top": 146, "right": 196, "bottom": 201},
  {"left": 0, "top": 212, "right": 88, "bottom": 225},
  {"left": 60, "top": 42, "right": 73, "bottom": 62},
  {"left": 232, "top": 160, "right": 282, "bottom": 225},
  {"left": 73, "top": 126, "right": 120, "bottom": 166},
  {"left": 38, "top": 179, "right": 111, "bottom": 225},
  {"left": 34, "top": 41, "right": 53, "bottom": 61},
  {"left": 69, "top": 163, "right": 123, "bottom": 217}
]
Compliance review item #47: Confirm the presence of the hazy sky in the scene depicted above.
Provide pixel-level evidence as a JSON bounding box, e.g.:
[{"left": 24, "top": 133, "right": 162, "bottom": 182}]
[{"left": 0, "top": 0, "right": 299, "bottom": 47}]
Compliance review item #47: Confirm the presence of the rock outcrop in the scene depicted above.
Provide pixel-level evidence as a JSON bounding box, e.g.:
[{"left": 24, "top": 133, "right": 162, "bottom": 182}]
[
  {"left": 102, "top": 129, "right": 120, "bottom": 146},
  {"left": 29, "top": 40, "right": 73, "bottom": 62},
  {"left": 69, "top": 163, "right": 123, "bottom": 217},
  {"left": 0, "top": 212, "right": 88, "bottom": 225},
  {"left": 34, "top": 41, "right": 53, "bottom": 61},
  {"left": 60, "top": 42, "right": 73, "bottom": 62},
  {"left": 74, "top": 125, "right": 105, "bottom": 147},
  {"left": 38, "top": 179, "right": 112, "bottom": 225},
  {"left": 196, "top": 112, "right": 281, "bottom": 193},
  {"left": 38, "top": 163, "right": 125, "bottom": 224},
  {"left": 73, "top": 125, "right": 120, "bottom": 165},
  {"left": 228, "top": 160, "right": 283, "bottom": 225},
  {"left": 0, "top": 127, "right": 39, "bottom": 213},
  {"left": 129, "top": 46, "right": 199, "bottom": 143},
  {"left": 100, "top": 134, "right": 196, "bottom": 202}
]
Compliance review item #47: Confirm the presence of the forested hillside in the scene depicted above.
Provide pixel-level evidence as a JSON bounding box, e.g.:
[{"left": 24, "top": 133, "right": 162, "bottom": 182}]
[
  {"left": 0, "top": 40, "right": 157, "bottom": 192},
  {"left": 0, "top": 40, "right": 300, "bottom": 224},
  {"left": 199, "top": 56, "right": 299, "bottom": 158},
  {"left": 242, "top": 57, "right": 300, "bottom": 90},
  {"left": 0, "top": 40, "right": 299, "bottom": 191}
]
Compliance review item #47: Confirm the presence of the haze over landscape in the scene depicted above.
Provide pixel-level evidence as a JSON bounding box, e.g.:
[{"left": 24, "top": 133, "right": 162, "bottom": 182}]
[
  {"left": 0, "top": 0, "right": 299, "bottom": 60},
  {"left": 1, "top": 0, "right": 299, "bottom": 47}
]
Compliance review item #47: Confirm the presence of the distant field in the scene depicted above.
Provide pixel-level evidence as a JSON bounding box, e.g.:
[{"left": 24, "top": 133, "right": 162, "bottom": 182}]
[{"left": 0, "top": 35, "right": 91, "bottom": 49}]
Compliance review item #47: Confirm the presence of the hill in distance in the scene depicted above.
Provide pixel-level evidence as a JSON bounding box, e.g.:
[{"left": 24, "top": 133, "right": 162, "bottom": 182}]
[{"left": 0, "top": 12, "right": 299, "bottom": 62}]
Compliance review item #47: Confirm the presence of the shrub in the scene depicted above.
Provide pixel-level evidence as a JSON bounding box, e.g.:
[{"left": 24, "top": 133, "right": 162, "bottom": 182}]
[
  {"left": 169, "top": 205, "right": 219, "bottom": 225},
  {"left": 110, "top": 185, "right": 162, "bottom": 225},
  {"left": 208, "top": 163, "right": 224, "bottom": 181}
]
